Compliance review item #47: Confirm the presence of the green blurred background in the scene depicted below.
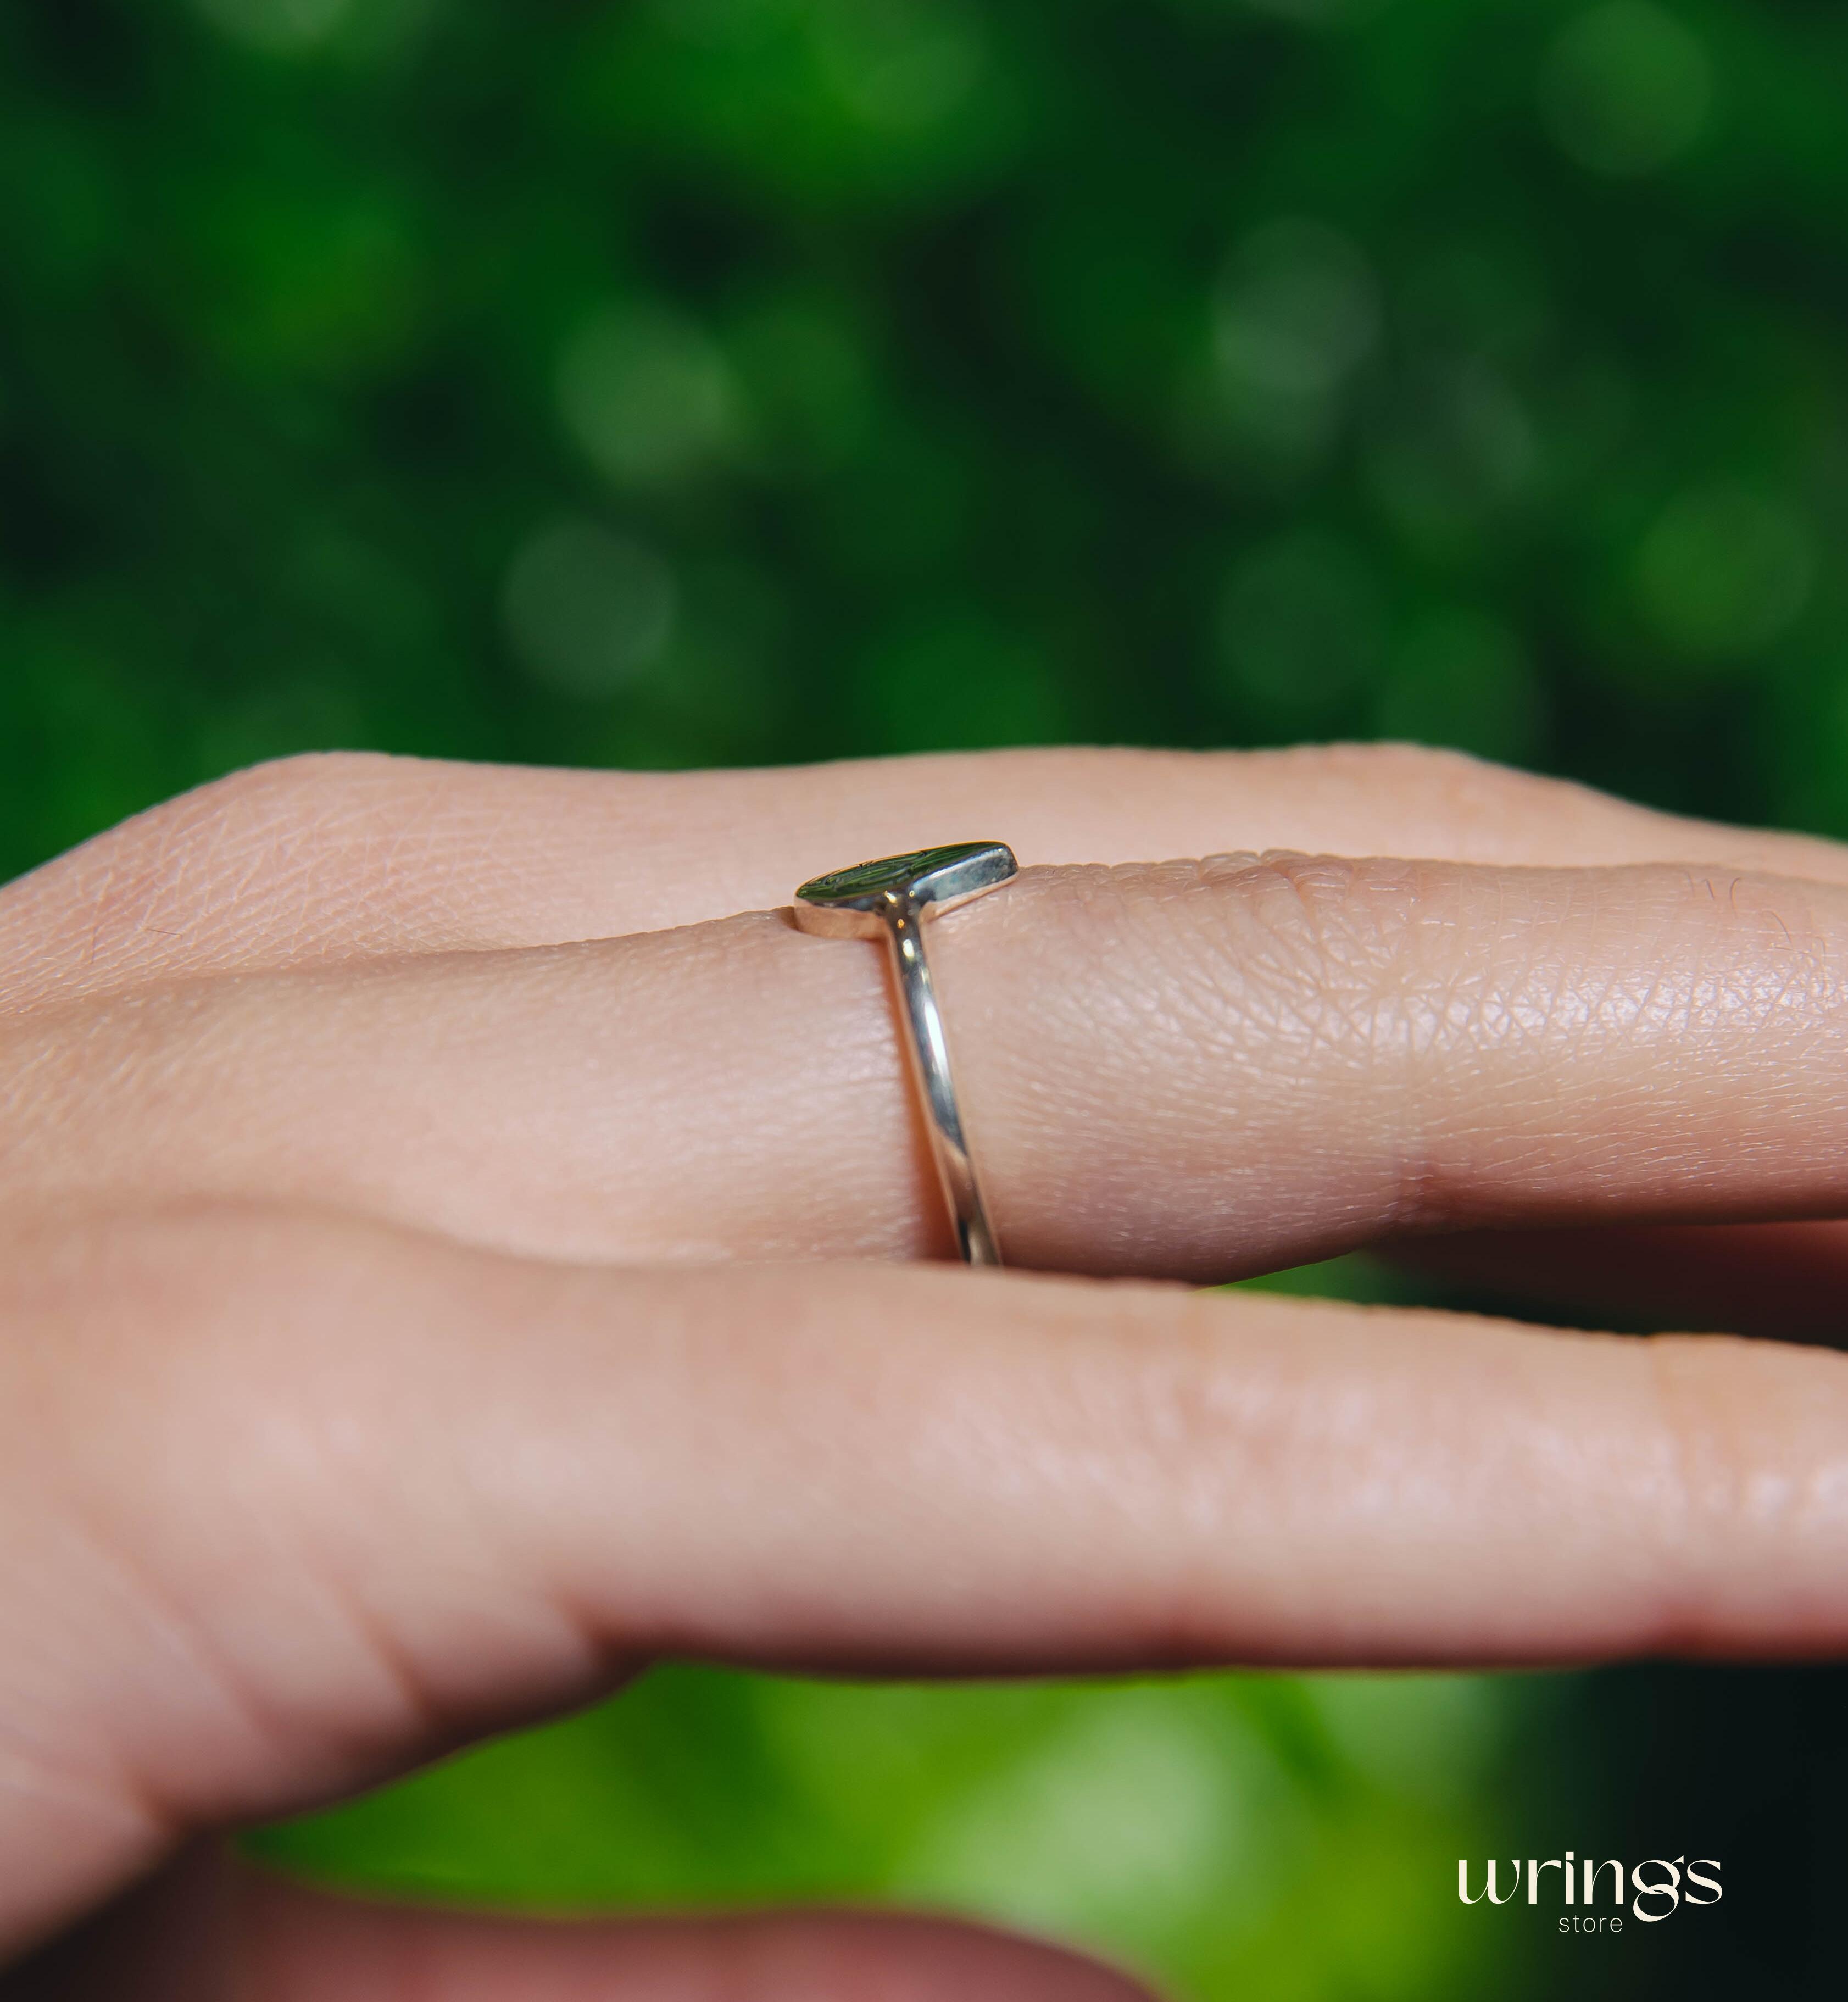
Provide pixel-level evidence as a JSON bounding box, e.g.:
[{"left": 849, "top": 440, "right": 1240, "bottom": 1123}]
[{"left": 4, "top": 0, "right": 1846, "bottom": 1993}]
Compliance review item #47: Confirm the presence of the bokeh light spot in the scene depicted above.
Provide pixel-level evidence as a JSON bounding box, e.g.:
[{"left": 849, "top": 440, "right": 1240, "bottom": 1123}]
[
  {"left": 193, "top": 0, "right": 358, "bottom": 54},
  {"left": 558, "top": 303, "right": 742, "bottom": 488},
  {"left": 1210, "top": 218, "right": 1380, "bottom": 469},
  {"left": 813, "top": 0, "right": 988, "bottom": 133},
  {"left": 1306, "top": 1675, "right": 1505, "bottom": 1809},
  {"left": 893, "top": 1693, "right": 1279, "bottom": 1948},
  {"left": 1634, "top": 481, "right": 1813, "bottom": 660},
  {"left": 1540, "top": 2, "right": 1713, "bottom": 177},
  {"left": 502, "top": 520, "right": 678, "bottom": 698}
]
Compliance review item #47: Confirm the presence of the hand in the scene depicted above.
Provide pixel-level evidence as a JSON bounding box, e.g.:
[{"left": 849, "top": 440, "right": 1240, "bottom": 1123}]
[{"left": 5, "top": 743, "right": 1848, "bottom": 1998}]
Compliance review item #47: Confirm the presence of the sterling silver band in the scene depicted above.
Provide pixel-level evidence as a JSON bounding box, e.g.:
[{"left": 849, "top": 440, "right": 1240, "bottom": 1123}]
[{"left": 793, "top": 842, "right": 1018, "bottom": 1266}]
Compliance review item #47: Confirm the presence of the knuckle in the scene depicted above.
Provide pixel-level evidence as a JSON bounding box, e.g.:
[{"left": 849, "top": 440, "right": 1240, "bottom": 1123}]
[
  {"left": 1640, "top": 1332, "right": 1848, "bottom": 1648},
  {"left": 1639, "top": 1332, "right": 1755, "bottom": 1649},
  {"left": 106, "top": 749, "right": 402, "bottom": 857},
  {"left": 186, "top": 746, "right": 392, "bottom": 805},
  {"left": 1296, "top": 739, "right": 1644, "bottom": 850},
  {"left": 1296, "top": 738, "right": 1531, "bottom": 808},
  {"left": 1188, "top": 849, "right": 1428, "bottom": 1029},
  {"left": 124, "top": 749, "right": 405, "bottom": 863},
  {"left": 1317, "top": 738, "right": 1504, "bottom": 785},
  {"left": 0, "top": 753, "right": 418, "bottom": 1004}
]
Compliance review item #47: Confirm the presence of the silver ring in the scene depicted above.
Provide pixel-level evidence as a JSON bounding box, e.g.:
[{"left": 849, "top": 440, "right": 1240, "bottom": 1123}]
[{"left": 793, "top": 842, "right": 1018, "bottom": 1266}]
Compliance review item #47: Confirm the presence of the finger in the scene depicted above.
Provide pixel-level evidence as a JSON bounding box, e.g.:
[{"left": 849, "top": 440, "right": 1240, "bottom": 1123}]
[
  {"left": 7, "top": 1209, "right": 1848, "bottom": 1953},
  {"left": 10, "top": 744, "right": 1848, "bottom": 1005},
  {"left": 7, "top": 1845, "right": 1150, "bottom": 2002},
  {"left": 8, "top": 858, "right": 1848, "bottom": 1274},
  {"left": 1393, "top": 1218, "right": 1848, "bottom": 1345}
]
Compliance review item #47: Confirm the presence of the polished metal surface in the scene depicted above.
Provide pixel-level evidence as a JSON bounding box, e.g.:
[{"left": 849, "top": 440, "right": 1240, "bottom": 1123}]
[{"left": 794, "top": 841, "right": 1018, "bottom": 1265}]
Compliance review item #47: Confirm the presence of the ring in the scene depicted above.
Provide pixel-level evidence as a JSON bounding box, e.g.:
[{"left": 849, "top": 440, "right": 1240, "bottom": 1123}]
[{"left": 793, "top": 842, "right": 1019, "bottom": 1266}]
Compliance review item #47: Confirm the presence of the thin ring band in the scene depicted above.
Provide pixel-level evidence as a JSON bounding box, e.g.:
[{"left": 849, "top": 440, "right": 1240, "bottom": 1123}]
[
  {"left": 887, "top": 894, "right": 995, "bottom": 1265},
  {"left": 792, "top": 842, "right": 1018, "bottom": 1266}
]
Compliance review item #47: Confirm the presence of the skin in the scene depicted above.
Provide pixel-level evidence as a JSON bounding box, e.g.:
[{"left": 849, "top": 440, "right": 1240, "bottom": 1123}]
[{"left": 4, "top": 739, "right": 1848, "bottom": 1996}]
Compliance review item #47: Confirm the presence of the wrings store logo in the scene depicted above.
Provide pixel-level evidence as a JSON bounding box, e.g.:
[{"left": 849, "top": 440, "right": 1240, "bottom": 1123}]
[{"left": 1459, "top": 1855, "right": 1722, "bottom": 1931}]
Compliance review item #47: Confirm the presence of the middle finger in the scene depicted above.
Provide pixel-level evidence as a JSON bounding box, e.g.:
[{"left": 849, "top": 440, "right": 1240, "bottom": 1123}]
[
  {"left": 4, "top": 854, "right": 1846, "bottom": 1278},
  {"left": 10, "top": 853, "right": 1848, "bottom": 1273}
]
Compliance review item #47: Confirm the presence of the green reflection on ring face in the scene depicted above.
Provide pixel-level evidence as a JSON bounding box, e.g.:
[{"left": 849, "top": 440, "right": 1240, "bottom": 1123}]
[{"left": 797, "top": 841, "right": 1012, "bottom": 904}]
